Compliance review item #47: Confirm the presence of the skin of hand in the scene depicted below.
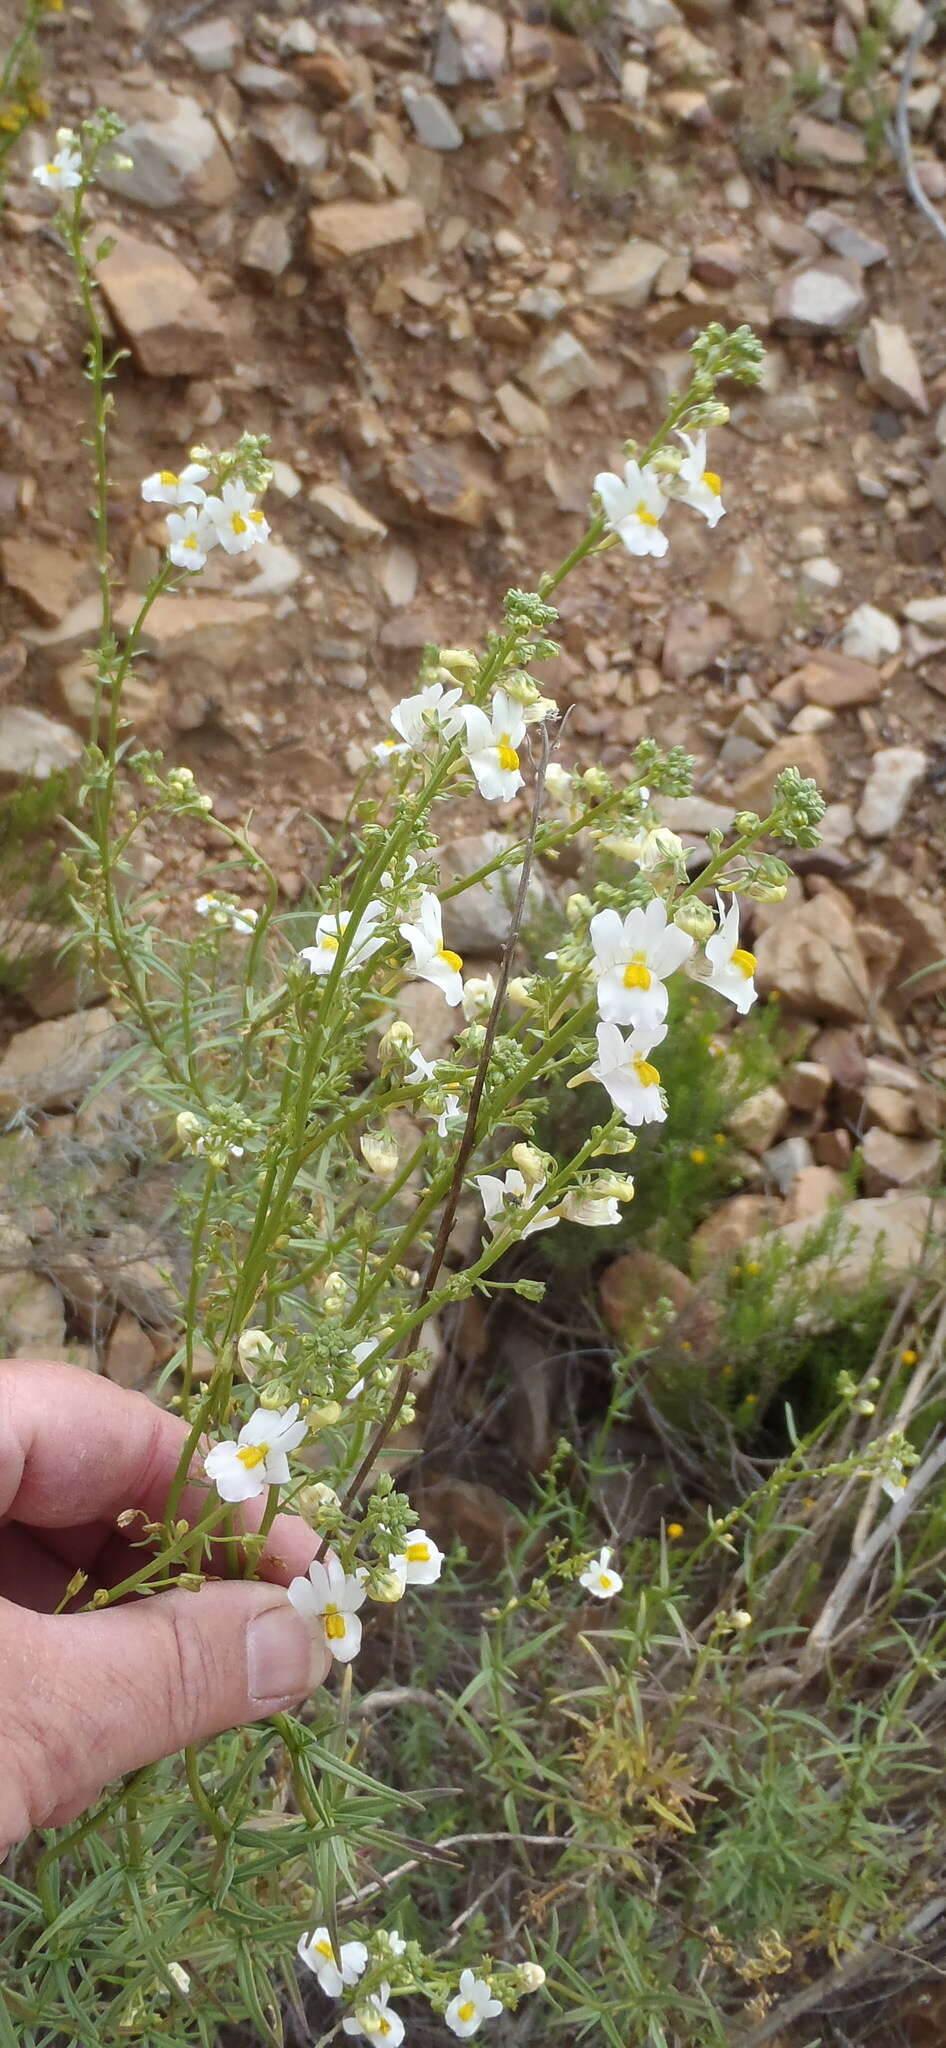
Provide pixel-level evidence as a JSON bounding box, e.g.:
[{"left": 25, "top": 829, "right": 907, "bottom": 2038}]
[{"left": 0, "top": 1358, "right": 330, "bottom": 1854}]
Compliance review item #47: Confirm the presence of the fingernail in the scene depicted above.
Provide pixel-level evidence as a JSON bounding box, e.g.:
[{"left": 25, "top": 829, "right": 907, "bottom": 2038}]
[{"left": 246, "top": 1599, "right": 326, "bottom": 1707}]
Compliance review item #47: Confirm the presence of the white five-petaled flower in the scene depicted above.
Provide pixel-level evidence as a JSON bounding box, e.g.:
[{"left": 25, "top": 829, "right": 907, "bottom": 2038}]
[
  {"left": 476, "top": 1168, "right": 559, "bottom": 1241},
  {"left": 297, "top": 1928, "right": 368, "bottom": 1999},
  {"left": 407, "top": 1047, "right": 437, "bottom": 1084},
  {"left": 167, "top": 506, "right": 214, "bottom": 571},
  {"left": 342, "top": 1984, "right": 405, "bottom": 2044},
  {"left": 590, "top": 901, "right": 694, "bottom": 1034},
  {"left": 463, "top": 690, "right": 526, "bottom": 802},
  {"left": 141, "top": 463, "right": 209, "bottom": 507},
  {"left": 196, "top": 892, "right": 258, "bottom": 935},
  {"left": 288, "top": 1554, "right": 368, "bottom": 1664},
  {"left": 594, "top": 459, "right": 669, "bottom": 558},
  {"left": 672, "top": 429, "right": 725, "bottom": 529},
  {"left": 702, "top": 893, "right": 757, "bottom": 1015},
  {"left": 390, "top": 680, "right": 465, "bottom": 749},
  {"left": 560, "top": 1191, "right": 622, "bottom": 1228},
  {"left": 578, "top": 1545, "right": 624, "bottom": 1600},
  {"left": 590, "top": 1021, "right": 667, "bottom": 1127},
  {"left": 299, "top": 902, "right": 386, "bottom": 978},
  {"left": 203, "top": 1403, "right": 307, "bottom": 1503},
  {"left": 33, "top": 142, "right": 82, "bottom": 192},
  {"left": 203, "top": 479, "right": 270, "bottom": 555},
  {"left": 445, "top": 1969, "right": 504, "bottom": 2039},
  {"left": 399, "top": 890, "right": 464, "bottom": 1006},
  {"left": 388, "top": 1526, "right": 444, "bottom": 1589}
]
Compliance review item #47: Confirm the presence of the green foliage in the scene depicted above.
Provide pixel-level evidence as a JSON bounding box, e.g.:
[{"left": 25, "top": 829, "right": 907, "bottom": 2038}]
[{"left": 0, "top": 769, "right": 76, "bottom": 992}]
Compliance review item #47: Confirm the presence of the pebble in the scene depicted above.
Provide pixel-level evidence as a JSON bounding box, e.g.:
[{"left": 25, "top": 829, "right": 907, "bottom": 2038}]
[
  {"left": 309, "top": 482, "right": 388, "bottom": 545},
  {"left": 0, "top": 705, "right": 82, "bottom": 784},
  {"left": 799, "top": 555, "right": 841, "bottom": 593},
  {"left": 585, "top": 237, "right": 668, "bottom": 308},
  {"left": 904, "top": 595, "right": 946, "bottom": 629},
  {"left": 841, "top": 602, "right": 901, "bottom": 664},
  {"left": 806, "top": 208, "right": 888, "bottom": 267},
  {"left": 661, "top": 600, "right": 731, "bottom": 681},
  {"left": 726, "top": 1085, "right": 787, "bottom": 1156},
  {"left": 434, "top": 0, "right": 508, "bottom": 85},
  {"left": 308, "top": 197, "right": 426, "bottom": 264},
  {"left": 773, "top": 259, "right": 867, "bottom": 335},
  {"left": 521, "top": 330, "right": 600, "bottom": 405},
  {"left": 790, "top": 114, "right": 867, "bottom": 167},
  {"left": 856, "top": 745, "right": 927, "bottom": 838},
  {"left": 240, "top": 213, "right": 293, "bottom": 277},
  {"left": 98, "top": 88, "right": 237, "bottom": 210},
  {"left": 927, "top": 451, "right": 946, "bottom": 518},
  {"left": 438, "top": 832, "right": 549, "bottom": 954},
  {"left": 177, "top": 16, "right": 241, "bottom": 70},
  {"left": 402, "top": 85, "right": 464, "bottom": 150},
  {"left": 857, "top": 318, "right": 928, "bottom": 416},
  {"left": 780, "top": 648, "right": 884, "bottom": 708},
  {"left": 861, "top": 1128, "right": 940, "bottom": 1195},
  {"left": 754, "top": 892, "right": 871, "bottom": 1024},
  {"left": 387, "top": 442, "right": 488, "bottom": 527},
  {"left": 0, "top": 1006, "right": 120, "bottom": 1112},
  {"left": 252, "top": 104, "right": 328, "bottom": 173},
  {"left": 763, "top": 1135, "right": 815, "bottom": 1195},
  {"left": 1, "top": 537, "right": 84, "bottom": 625},
  {"left": 97, "top": 227, "right": 226, "bottom": 376}
]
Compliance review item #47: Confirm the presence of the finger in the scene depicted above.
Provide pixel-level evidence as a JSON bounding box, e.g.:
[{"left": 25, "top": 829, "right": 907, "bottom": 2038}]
[
  {"left": 2, "top": 1580, "right": 331, "bottom": 1849},
  {"left": 0, "top": 1525, "right": 77, "bottom": 1612}
]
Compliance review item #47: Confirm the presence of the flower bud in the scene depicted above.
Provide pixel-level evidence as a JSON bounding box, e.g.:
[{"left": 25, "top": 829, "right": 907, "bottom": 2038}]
[
  {"left": 592, "top": 1174, "right": 636, "bottom": 1201},
  {"left": 519, "top": 1964, "right": 546, "bottom": 1992},
  {"left": 461, "top": 974, "right": 496, "bottom": 1022},
  {"left": 237, "top": 1328, "right": 277, "bottom": 1379},
  {"left": 308, "top": 1399, "right": 342, "bottom": 1428},
  {"left": 634, "top": 827, "right": 685, "bottom": 872},
  {"left": 544, "top": 763, "right": 572, "bottom": 802},
  {"left": 176, "top": 1109, "right": 202, "bottom": 1147},
  {"left": 321, "top": 1271, "right": 348, "bottom": 1316},
  {"left": 743, "top": 877, "right": 787, "bottom": 903},
  {"left": 378, "top": 1019, "right": 415, "bottom": 1062},
  {"left": 732, "top": 810, "right": 760, "bottom": 835},
  {"left": 361, "top": 1131, "right": 400, "bottom": 1178},
  {"left": 259, "top": 1382, "right": 292, "bottom": 1410},
  {"left": 438, "top": 647, "right": 479, "bottom": 680},
  {"left": 673, "top": 898, "right": 716, "bottom": 942},
  {"left": 580, "top": 765, "right": 610, "bottom": 798},
  {"left": 296, "top": 1480, "right": 340, "bottom": 1518},
  {"left": 511, "top": 1143, "right": 552, "bottom": 1189},
  {"left": 565, "top": 892, "right": 593, "bottom": 925},
  {"left": 370, "top": 1566, "right": 407, "bottom": 1604},
  {"left": 651, "top": 447, "right": 683, "bottom": 476},
  {"left": 730, "top": 1609, "right": 752, "bottom": 1630},
  {"left": 189, "top": 444, "right": 214, "bottom": 465},
  {"left": 506, "top": 976, "right": 537, "bottom": 1009}
]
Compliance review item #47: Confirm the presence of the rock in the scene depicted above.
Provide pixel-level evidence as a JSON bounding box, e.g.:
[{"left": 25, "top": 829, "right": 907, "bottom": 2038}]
[
  {"left": 661, "top": 601, "right": 732, "bottom": 680},
  {"left": 754, "top": 893, "right": 871, "bottom": 1023},
  {"left": 0, "top": 1270, "right": 66, "bottom": 1356},
  {"left": 307, "top": 197, "right": 425, "bottom": 264},
  {"left": 861, "top": 1129, "right": 940, "bottom": 1195},
  {"left": 773, "top": 260, "right": 867, "bottom": 335},
  {"left": 621, "top": 59, "right": 650, "bottom": 107},
  {"left": 841, "top": 602, "right": 901, "bottom": 663},
  {"left": 0, "top": 538, "right": 85, "bottom": 626},
  {"left": 402, "top": 85, "right": 463, "bottom": 149},
  {"left": 494, "top": 382, "right": 549, "bottom": 438},
  {"left": 460, "top": 89, "right": 526, "bottom": 137},
  {"left": 585, "top": 237, "right": 668, "bottom": 309},
  {"left": 799, "top": 555, "right": 841, "bottom": 594},
  {"left": 781, "top": 1060, "right": 833, "bottom": 1113},
  {"left": 0, "top": 1006, "right": 120, "bottom": 1112},
  {"left": 729, "top": 733, "right": 829, "bottom": 814},
  {"left": 703, "top": 542, "right": 783, "bottom": 645},
  {"left": 691, "top": 1193, "right": 781, "bottom": 1267},
  {"left": 0, "top": 706, "right": 81, "bottom": 785},
  {"left": 814, "top": 1127, "right": 853, "bottom": 1170},
  {"left": 726, "top": 1085, "right": 787, "bottom": 1156},
  {"left": 97, "top": 228, "right": 226, "bottom": 377},
  {"left": 599, "top": 1249, "right": 691, "bottom": 1342},
  {"left": 379, "top": 544, "right": 418, "bottom": 607},
  {"left": 385, "top": 977, "right": 460, "bottom": 1063},
  {"left": 521, "top": 331, "right": 600, "bottom": 406},
  {"left": 806, "top": 209, "right": 887, "bottom": 267},
  {"left": 790, "top": 115, "right": 867, "bottom": 167},
  {"left": 864, "top": 1083, "right": 918, "bottom": 1137},
  {"left": 240, "top": 213, "right": 293, "bottom": 277},
  {"left": 434, "top": 1, "right": 508, "bottom": 85},
  {"left": 763, "top": 1134, "right": 814, "bottom": 1194},
  {"left": 438, "top": 832, "right": 549, "bottom": 954},
  {"left": 614, "top": 0, "right": 682, "bottom": 30},
  {"left": 92, "top": 1230, "right": 178, "bottom": 1329},
  {"left": 233, "top": 61, "right": 301, "bottom": 99},
  {"left": 905, "top": 594, "right": 946, "bottom": 629},
  {"left": 656, "top": 795, "right": 735, "bottom": 835},
  {"left": 781, "top": 648, "right": 883, "bottom": 709},
  {"left": 809, "top": 1026, "right": 868, "bottom": 1092},
  {"left": 40, "top": 1246, "right": 108, "bottom": 1333},
  {"left": 251, "top": 104, "right": 327, "bottom": 173},
  {"left": 692, "top": 238, "right": 745, "bottom": 286},
  {"left": 857, "top": 746, "right": 927, "bottom": 839},
  {"left": 113, "top": 590, "right": 271, "bottom": 672},
  {"left": 105, "top": 1310, "right": 157, "bottom": 1389},
  {"left": 743, "top": 1195, "right": 946, "bottom": 1316},
  {"left": 98, "top": 88, "right": 237, "bottom": 210},
  {"left": 387, "top": 443, "right": 488, "bottom": 528},
  {"left": 177, "top": 15, "right": 241, "bottom": 69},
  {"left": 857, "top": 317, "right": 928, "bottom": 415},
  {"left": 309, "top": 482, "right": 387, "bottom": 545},
  {"left": 236, "top": 542, "right": 304, "bottom": 599},
  {"left": 784, "top": 1163, "right": 845, "bottom": 1221}
]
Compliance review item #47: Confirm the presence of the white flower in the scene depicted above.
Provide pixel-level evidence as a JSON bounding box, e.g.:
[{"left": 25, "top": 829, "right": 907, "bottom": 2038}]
[
  {"left": 578, "top": 1545, "right": 624, "bottom": 1599},
  {"left": 203, "top": 479, "right": 270, "bottom": 555},
  {"left": 33, "top": 142, "right": 82, "bottom": 192},
  {"left": 390, "top": 680, "right": 464, "bottom": 749},
  {"left": 702, "top": 894, "right": 757, "bottom": 1015},
  {"left": 374, "top": 737, "right": 407, "bottom": 763},
  {"left": 435, "top": 1092, "right": 463, "bottom": 1138},
  {"left": 544, "top": 763, "right": 573, "bottom": 803},
  {"left": 461, "top": 973, "right": 496, "bottom": 1021},
  {"left": 388, "top": 1527, "right": 444, "bottom": 1587},
  {"left": 237, "top": 1327, "right": 278, "bottom": 1375},
  {"left": 203, "top": 1403, "right": 307, "bottom": 1504},
  {"left": 383, "top": 1931, "right": 408, "bottom": 1957},
  {"left": 589, "top": 1022, "right": 667, "bottom": 1126},
  {"left": 342, "top": 1984, "right": 405, "bottom": 2044},
  {"left": 445, "top": 1969, "right": 503, "bottom": 2038},
  {"left": 299, "top": 902, "right": 385, "bottom": 977},
  {"left": 407, "top": 1048, "right": 437, "bottom": 1084},
  {"left": 463, "top": 691, "right": 526, "bottom": 802},
  {"left": 166, "top": 506, "right": 215, "bottom": 571},
  {"left": 399, "top": 890, "right": 463, "bottom": 1006},
  {"left": 297, "top": 1928, "right": 368, "bottom": 1999},
  {"left": 560, "top": 1191, "right": 622, "bottom": 1228},
  {"left": 672, "top": 430, "right": 725, "bottom": 529},
  {"left": 288, "top": 1554, "right": 368, "bottom": 1664},
  {"left": 594, "top": 459, "right": 669, "bottom": 558},
  {"left": 196, "top": 892, "right": 258, "bottom": 935},
  {"left": 141, "top": 463, "right": 209, "bottom": 507},
  {"left": 590, "top": 901, "right": 694, "bottom": 1034},
  {"left": 616, "top": 826, "right": 686, "bottom": 873},
  {"left": 476, "top": 1168, "right": 559, "bottom": 1240},
  {"left": 518, "top": 1963, "right": 545, "bottom": 1992}
]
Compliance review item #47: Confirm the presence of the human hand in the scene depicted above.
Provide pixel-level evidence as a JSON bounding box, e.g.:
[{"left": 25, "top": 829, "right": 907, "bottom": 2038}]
[{"left": 0, "top": 1358, "right": 330, "bottom": 1852}]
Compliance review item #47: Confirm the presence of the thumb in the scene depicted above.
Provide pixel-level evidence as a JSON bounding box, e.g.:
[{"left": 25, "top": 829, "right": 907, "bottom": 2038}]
[{"left": 5, "top": 1582, "right": 329, "bottom": 1841}]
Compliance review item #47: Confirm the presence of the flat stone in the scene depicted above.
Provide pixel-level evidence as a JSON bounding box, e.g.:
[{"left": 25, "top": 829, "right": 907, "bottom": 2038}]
[
  {"left": 614, "top": 0, "right": 682, "bottom": 30},
  {"left": 783, "top": 1163, "right": 845, "bottom": 1221},
  {"left": 234, "top": 61, "right": 301, "bottom": 99},
  {"left": 438, "top": 832, "right": 549, "bottom": 954},
  {"left": 662, "top": 601, "right": 732, "bottom": 680},
  {"left": 0, "top": 1271, "right": 66, "bottom": 1356},
  {"left": 841, "top": 602, "right": 901, "bottom": 663},
  {"left": 599, "top": 1249, "right": 691, "bottom": 1341},
  {"left": 692, "top": 238, "right": 746, "bottom": 286},
  {"left": 656, "top": 794, "right": 735, "bottom": 834},
  {"left": 692, "top": 1193, "right": 782, "bottom": 1267},
  {"left": 308, "top": 197, "right": 425, "bottom": 264},
  {"left": 240, "top": 213, "right": 293, "bottom": 277},
  {"left": 799, "top": 555, "right": 841, "bottom": 593},
  {"left": 236, "top": 542, "right": 304, "bottom": 599},
  {"left": 857, "top": 745, "right": 927, "bottom": 838},
  {"left": 0, "top": 537, "right": 85, "bottom": 625},
  {"left": 521, "top": 330, "right": 600, "bottom": 405},
  {"left": 177, "top": 16, "right": 241, "bottom": 70},
  {"left": 773, "top": 259, "right": 867, "bottom": 335},
  {"left": 585, "top": 237, "right": 668, "bottom": 309},
  {"left": 905, "top": 595, "right": 946, "bottom": 629},
  {"left": 0, "top": 1006, "right": 120, "bottom": 1112},
  {"left": 781, "top": 1060, "right": 833, "bottom": 1113},
  {"left": 0, "top": 706, "right": 81, "bottom": 785},
  {"left": 252, "top": 103, "right": 327, "bottom": 173},
  {"left": 726, "top": 1084, "right": 787, "bottom": 1155},
  {"left": 861, "top": 1128, "right": 940, "bottom": 1195},
  {"left": 494, "top": 382, "right": 549, "bottom": 437},
  {"left": 309, "top": 482, "right": 387, "bottom": 545},
  {"left": 741, "top": 1194, "right": 946, "bottom": 1319},
  {"left": 98, "top": 87, "right": 237, "bottom": 210},
  {"left": 402, "top": 85, "right": 463, "bottom": 150},
  {"left": 387, "top": 443, "right": 488, "bottom": 528},
  {"left": 754, "top": 893, "right": 871, "bottom": 1023},
  {"left": 114, "top": 591, "right": 271, "bottom": 672},
  {"left": 782, "top": 648, "right": 883, "bottom": 708},
  {"left": 458, "top": 90, "right": 526, "bottom": 138},
  {"left": 790, "top": 115, "right": 868, "bottom": 167},
  {"left": 806, "top": 208, "right": 888, "bottom": 267},
  {"left": 105, "top": 1310, "right": 157, "bottom": 1389},
  {"left": 729, "top": 732, "right": 828, "bottom": 814},
  {"left": 97, "top": 227, "right": 226, "bottom": 376},
  {"left": 857, "top": 317, "right": 928, "bottom": 415},
  {"left": 763, "top": 1134, "right": 815, "bottom": 1193},
  {"left": 434, "top": 0, "right": 508, "bottom": 85}
]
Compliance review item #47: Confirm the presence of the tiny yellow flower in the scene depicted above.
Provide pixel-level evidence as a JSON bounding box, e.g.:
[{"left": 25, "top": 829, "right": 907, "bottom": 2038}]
[
  {"left": 745, "top": 1260, "right": 761, "bottom": 1276},
  {"left": 901, "top": 1348, "right": 918, "bottom": 1366},
  {"left": 667, "top": 1521, "right": 684, "bottom": 1540},
  {"left": 690, "top": 1147, "right": 708, "bottom": 1165}
]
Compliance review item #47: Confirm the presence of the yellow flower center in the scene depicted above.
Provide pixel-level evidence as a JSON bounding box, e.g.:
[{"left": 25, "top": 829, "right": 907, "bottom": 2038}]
[
  {"left": 236, "top": 1441, "right": 269, "bottom": 1469},
  {"left": 183, "top": 534, "right": 200, "bottom": 551},
  {"left": 457, "top": 2003, "right": 477, "bottom": 2024},
  {"left": 406, "top": 1540, "right": 430, "bottom": 1563},
  {"left": 497, "top": 735, "right": 520, "bottom": 773},
  {"left": 46, "top": 161, "right": 60, "bottom": 175},
  {"left": 159, "top": 469, "right": 178, "bottom": 486},
  {"left": 230, "top": 511, "right": 248, "bottom": 535},
  {"left": 438, "top": 946, "right": 463, "bottom": 973},
  {"left": 249, "top": 508, "right": 265, "bottom": 526},
  {"left": 633, "top": 1057, "right": 660, "bottom": 1089},
  {"left": 731, "top": 946, "right": 756, "bottom": 978},
  {"left": 622, "top": 953, "right": 652, "bottom": 991},
  {"left": 324, "top": 1606, "right": 346, "bottom": 1640},
  {"left": 598, "top": 1573, "right": 613, "bottom": 1590},
  {"left": 322, "top": 934, "right": 340, "bottom": 953},
  {"left": 636, "top": 502, "right": 659, "bottom": 527},
  {"left": 315, "top": 1940, "right": 334, "bottom": 1960},
  {"left": 702, "top": 470, "right": 722, "bottom": 496}
]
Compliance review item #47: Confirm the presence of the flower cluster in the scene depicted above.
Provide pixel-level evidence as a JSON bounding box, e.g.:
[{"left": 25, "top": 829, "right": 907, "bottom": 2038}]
[
  {"left": 141, "top": 457, "right": 271, "bottom": 571},
  {"left": 298, "top": 1924, "right": 537, "bottom": 2042}
]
